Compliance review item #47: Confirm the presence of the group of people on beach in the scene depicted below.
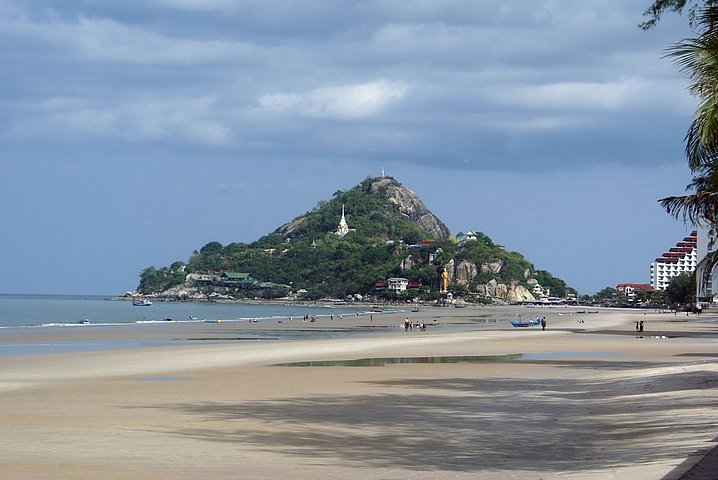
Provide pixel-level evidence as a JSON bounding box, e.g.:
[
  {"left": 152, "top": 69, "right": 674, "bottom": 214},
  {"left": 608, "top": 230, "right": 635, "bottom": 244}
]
[
  {"left": 635, "top": 320, "right": 644, "bottom": 332},
  {"left": 404, "top": 318, "right": 426, "bottom": 332}
]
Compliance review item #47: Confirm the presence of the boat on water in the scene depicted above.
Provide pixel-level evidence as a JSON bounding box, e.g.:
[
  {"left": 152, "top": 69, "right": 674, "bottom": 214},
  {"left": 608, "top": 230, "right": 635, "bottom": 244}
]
[
  {"left": 132, "top": 299, "right": 152, "bottom": 306},
  {"left": 78, "top": 319, "right": 90, "bottom": 324}
]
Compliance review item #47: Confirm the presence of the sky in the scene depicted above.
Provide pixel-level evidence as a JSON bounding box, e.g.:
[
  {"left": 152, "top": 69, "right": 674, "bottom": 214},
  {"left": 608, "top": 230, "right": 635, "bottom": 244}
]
[{"left": 0, "top": 0, "right": 703, "bottom": 295}]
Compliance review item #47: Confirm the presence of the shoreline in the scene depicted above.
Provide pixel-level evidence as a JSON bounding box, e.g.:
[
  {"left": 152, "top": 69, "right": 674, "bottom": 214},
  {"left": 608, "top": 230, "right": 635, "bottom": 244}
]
[{"left": 1, "top": 307, "right": 716, "bottom": 479}]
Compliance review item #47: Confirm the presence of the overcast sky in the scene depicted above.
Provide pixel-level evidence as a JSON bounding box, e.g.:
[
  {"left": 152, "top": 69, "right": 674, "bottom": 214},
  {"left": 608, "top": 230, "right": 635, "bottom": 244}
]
[{"left": 0, "top": 0, "right": 702, "bottom": 295}]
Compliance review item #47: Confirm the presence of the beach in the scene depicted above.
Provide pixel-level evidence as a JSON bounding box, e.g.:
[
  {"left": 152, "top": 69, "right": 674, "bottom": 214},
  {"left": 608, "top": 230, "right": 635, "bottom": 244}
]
[{"left": 1, "top": 306, "right": 717, "bottom": 479}]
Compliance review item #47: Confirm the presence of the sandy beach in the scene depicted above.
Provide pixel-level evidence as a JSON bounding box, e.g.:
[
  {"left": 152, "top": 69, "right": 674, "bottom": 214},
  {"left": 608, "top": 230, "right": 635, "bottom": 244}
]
[{"left": 1, "top": 305, "right": 717, "bottom": 479}]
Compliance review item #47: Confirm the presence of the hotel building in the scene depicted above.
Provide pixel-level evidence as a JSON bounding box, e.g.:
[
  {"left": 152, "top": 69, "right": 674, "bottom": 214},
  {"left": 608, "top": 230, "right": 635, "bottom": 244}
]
[
  {"left": 696, "top": 223, "right": 718, "bottom": 303},
  {"left": 650, "top": 231, "right": 698, "bottom": 291}
]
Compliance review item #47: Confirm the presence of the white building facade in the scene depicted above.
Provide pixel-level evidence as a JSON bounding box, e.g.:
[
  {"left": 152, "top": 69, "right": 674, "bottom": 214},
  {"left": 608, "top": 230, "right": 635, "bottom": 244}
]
[
  {"left": 387, "top": 278, "right": 409, "bottom": 292},
  {"left": 696, "top": 223, "right": 718, "bottom": 303},
  {"left": 650, "top": 230, "right": 697, "bottom": 291}
]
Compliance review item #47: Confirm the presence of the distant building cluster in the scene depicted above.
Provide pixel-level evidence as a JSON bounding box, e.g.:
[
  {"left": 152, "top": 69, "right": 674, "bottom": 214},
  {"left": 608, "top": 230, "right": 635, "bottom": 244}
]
[
  {"left": 374, "top": 278, "right": 423, "bottom": 292},
  {"left": 650, "top": 231, "right": 697, "bottom": 291},
  {"left": 616, "top": 283, "right": 654, "bottom": 300},
  {"left": 190, "top": 272, "right": 288, "bottom": 292}
]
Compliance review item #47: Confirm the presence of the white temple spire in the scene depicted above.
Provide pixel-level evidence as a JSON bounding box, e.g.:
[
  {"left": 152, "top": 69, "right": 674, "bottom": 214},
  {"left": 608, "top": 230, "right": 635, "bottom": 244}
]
[{"left": 336, "top": 203, "right": 349, "bottom": 236}]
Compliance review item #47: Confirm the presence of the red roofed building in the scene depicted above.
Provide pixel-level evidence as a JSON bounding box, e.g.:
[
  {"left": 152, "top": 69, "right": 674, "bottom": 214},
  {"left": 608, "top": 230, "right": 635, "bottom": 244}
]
[
  {"left": 650, "top": 230, "right": 698, "bottom": 291},
  {"left": 617, "top": 283, "right": 654, "bottom": 299}
]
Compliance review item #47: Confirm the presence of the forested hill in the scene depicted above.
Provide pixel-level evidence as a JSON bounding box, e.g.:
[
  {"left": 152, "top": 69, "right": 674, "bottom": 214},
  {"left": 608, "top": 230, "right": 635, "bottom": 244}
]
[{"left": 137, "top": 176, "right": 568, "bottom": 301}]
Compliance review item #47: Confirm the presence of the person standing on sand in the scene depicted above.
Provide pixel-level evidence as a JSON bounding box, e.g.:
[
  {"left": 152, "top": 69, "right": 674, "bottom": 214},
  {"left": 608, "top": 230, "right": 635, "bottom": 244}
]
[
  {"left": 541, "top": 318, "right": 546, "bottom": 331},
  {"left": 404, "top": 318, "right": 409, "bottom": 331},
  {"left": 639, "top": 320, "right": 644, "bottom": 332}
]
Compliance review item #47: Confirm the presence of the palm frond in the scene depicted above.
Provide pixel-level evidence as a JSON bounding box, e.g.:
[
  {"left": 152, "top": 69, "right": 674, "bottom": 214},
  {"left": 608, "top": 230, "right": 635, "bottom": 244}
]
[{"left": 658, "top": 191, "right": 718, "bottom": 224}]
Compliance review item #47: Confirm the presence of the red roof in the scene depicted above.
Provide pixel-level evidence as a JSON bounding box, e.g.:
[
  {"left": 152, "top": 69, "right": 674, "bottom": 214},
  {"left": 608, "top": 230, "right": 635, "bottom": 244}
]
[
  {"left": 407, "top": 281, "right": 423, "bottom": 288},
  {"left": 374, "top": 282, "right": 387, "bottom": 288},
  {"left": 617, "top": 283, "right": 654, "bottom": 292}
]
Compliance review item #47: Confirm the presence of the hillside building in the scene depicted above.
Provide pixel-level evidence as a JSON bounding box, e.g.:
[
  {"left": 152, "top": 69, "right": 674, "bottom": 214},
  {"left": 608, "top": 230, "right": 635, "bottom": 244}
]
[
  {"left": 387, "top": 277, "right": 409, "bottom": 292},
  {"left": 617, "top": 283, "right": 654, "bottom": 300},
  {"left": 650, "top": 231, "right": 697, "bottom": 291}
]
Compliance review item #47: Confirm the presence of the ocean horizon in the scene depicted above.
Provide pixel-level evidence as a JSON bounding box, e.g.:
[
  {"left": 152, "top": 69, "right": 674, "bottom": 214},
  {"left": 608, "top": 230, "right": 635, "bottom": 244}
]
[{"left": 0, "top": 293, "right": 381, "bottom": 330}]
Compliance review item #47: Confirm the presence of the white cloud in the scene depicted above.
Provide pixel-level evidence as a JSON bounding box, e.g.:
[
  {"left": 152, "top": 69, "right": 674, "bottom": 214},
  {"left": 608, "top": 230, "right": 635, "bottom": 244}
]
[
  {"left": 258, "top": 93, "right": 301, "bottom": 110},
  {"left": 259, "top": 80, "right": 408, "bottom": 119},
  {"left": 150, "top": 0, "right": 243, "bottom": 11},
  {"left": 488, "top": 78, "right": 690, "bottom": 112},
  {"left": 44, "top": 96, "right": 231, "bottom": 145},
  {"left": 2, "top": 15, "right": 256, "bottom": 65}
]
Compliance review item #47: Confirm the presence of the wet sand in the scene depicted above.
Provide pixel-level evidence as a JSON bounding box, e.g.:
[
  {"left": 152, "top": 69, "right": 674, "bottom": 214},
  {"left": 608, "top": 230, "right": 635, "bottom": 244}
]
[{"left": 0, "top": 306, "right": 717, "bottom": 479}]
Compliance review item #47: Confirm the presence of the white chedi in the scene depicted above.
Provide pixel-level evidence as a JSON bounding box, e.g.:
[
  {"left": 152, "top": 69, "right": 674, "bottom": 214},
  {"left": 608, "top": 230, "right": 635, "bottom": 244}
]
[{"left": 336, "top": 204, "right": 350, "bottom": 236}]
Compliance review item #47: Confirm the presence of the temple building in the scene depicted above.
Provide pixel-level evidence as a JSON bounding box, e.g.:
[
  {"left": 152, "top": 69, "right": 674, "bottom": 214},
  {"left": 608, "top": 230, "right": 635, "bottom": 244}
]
[
  {"left": 335, "top": 204, "right": 355, "bottom": 237},
  {"left": 650, "top": 230, "right": 698, "bottom": 291}
]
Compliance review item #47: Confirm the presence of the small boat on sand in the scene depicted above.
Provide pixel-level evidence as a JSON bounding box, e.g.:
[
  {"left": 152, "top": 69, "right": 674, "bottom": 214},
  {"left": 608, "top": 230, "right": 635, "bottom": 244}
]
[{"left": 510, "top": 315, "right": 542, "bottom": 327}]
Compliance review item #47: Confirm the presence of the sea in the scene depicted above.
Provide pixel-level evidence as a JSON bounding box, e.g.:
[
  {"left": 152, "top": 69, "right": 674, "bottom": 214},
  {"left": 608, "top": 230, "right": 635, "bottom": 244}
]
[
  {"left": 0, "top": 294, "right": 385, "bottom": 329},
  {"left": 0, "top": 294, "right": 390, "bottom": 356}
]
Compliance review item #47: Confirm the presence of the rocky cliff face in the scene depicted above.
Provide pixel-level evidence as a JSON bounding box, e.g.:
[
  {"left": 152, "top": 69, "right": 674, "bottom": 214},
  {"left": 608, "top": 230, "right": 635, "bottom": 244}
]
[
  {"left": 368, "top": 177, "right": 450, "bottom": 240},
  {"left": 446, "top": 258, "right": 535, "bottom": 303}
]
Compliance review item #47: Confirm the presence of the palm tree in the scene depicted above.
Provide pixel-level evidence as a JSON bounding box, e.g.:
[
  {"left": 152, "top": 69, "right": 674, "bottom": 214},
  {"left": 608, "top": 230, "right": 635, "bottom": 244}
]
[
  {"left": 655, "top": 5, "right": 718, "bottom": 300},
  {"left": 659, "top": 6, "right": 718, "bottom": 224}
]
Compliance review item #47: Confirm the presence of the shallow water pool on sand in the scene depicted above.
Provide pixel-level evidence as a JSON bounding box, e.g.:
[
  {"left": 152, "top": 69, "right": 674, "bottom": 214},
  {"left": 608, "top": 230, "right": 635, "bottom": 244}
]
[
  {"left": 131, "top": 376, "right": 191, "bottom": 382},
  {"left": 272, "top": 352, "right": 622, "bottom": 367}
]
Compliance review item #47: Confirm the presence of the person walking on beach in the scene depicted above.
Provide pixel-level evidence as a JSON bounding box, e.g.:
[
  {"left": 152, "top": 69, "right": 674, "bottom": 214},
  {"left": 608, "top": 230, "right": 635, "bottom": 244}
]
[
  {"left": 639, "top": 320, "right": 644, "bottom": 332},
  {"left": 404, "top": 318, "right": 409, "bottom": 331},
  {"left": 636, "top": 321, "right": 639, "bottom": 332},
  {"left": 541, "top": 317, "right": 546, "bottom": 331}
]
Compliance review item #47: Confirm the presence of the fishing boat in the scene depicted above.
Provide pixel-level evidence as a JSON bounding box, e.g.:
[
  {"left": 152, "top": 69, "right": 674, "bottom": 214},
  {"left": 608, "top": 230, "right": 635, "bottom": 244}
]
[
  {"left": 132, "top": 299, "right": 152, "bottom": 306},
  {"left": 510, "top": 315, "right": 542, "bottom": 327}
]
